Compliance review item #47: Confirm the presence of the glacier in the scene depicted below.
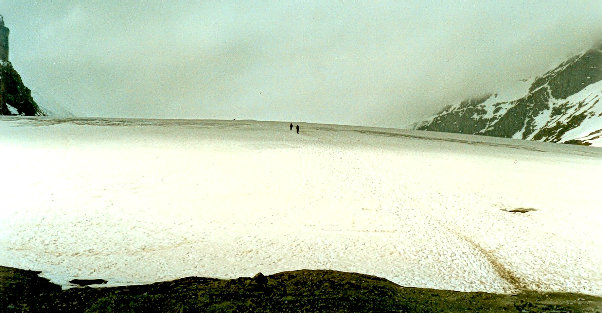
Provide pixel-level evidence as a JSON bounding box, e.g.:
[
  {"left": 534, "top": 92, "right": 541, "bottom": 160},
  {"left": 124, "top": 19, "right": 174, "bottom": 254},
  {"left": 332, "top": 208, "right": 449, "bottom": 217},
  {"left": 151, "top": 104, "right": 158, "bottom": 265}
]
[{"left": 0, "top": 117, "right": 600, "bottom": 296}]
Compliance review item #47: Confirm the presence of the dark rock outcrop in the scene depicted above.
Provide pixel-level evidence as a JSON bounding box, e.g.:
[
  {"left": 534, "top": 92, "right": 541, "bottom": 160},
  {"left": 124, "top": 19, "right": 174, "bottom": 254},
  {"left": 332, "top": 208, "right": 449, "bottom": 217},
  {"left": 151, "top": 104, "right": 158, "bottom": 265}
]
[
  {"left": 0, "top": 61, "right": 44, "bottom": 116},
  {"left": 0, "top": 15, "right": 8, "bottom": 62}
]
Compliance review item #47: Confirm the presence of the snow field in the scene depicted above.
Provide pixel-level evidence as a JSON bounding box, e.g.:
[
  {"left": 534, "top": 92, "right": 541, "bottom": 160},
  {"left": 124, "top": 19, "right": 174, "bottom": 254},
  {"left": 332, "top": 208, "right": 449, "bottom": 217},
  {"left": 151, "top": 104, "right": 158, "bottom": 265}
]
[{"left": 0, "top": 118, "right": 601, "bottom": 295}]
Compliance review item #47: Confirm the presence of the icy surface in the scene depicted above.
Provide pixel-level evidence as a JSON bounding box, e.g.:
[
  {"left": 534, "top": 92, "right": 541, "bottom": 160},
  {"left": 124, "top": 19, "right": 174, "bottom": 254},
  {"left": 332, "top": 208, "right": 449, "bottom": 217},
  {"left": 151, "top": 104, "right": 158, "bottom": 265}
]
[{"left": 0, "top": 117, "right": 601, "bottom": 295}]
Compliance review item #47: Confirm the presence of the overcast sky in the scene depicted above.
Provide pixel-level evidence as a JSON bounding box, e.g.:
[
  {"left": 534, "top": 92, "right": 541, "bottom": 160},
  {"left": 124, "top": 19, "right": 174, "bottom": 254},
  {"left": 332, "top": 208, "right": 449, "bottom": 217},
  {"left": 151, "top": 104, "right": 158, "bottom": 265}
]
[{"left": 1, "top": 1, "right": 601, "bottom": 127}]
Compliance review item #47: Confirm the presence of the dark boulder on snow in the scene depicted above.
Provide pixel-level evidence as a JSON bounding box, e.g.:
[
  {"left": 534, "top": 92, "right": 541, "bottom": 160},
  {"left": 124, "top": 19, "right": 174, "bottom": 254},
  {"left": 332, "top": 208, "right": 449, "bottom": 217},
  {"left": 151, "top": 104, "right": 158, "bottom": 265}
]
[{"left": 69, "top": 278, "right": 108, "bottom": 286}]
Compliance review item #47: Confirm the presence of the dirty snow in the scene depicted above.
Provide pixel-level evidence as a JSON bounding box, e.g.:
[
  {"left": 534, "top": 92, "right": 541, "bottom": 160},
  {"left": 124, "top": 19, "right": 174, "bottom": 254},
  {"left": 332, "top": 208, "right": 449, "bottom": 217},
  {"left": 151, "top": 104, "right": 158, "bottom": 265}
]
[{"left": 0, "top": 117, "right": 601, "bottom": 296}]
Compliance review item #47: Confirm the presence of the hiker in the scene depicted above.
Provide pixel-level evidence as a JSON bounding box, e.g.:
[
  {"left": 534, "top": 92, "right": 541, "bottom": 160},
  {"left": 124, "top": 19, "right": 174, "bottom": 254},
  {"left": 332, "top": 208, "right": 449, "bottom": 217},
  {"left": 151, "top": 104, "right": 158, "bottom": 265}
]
[
  {"left": 290, "top": 123, "right": 293, "bottom": 130},
  {"left": 296, "top": 125, "right": 299, "bottom": 134}
]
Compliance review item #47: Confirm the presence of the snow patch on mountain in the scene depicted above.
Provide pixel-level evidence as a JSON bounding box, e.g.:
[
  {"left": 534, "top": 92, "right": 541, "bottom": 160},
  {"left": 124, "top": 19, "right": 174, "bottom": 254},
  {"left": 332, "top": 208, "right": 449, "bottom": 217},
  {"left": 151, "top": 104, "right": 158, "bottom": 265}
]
[
  {"left": 6, "top": 103, "right": 18, "bottom": 115},
  {"left": 555, "top": 80, "right": 602, "bottom": 145}
]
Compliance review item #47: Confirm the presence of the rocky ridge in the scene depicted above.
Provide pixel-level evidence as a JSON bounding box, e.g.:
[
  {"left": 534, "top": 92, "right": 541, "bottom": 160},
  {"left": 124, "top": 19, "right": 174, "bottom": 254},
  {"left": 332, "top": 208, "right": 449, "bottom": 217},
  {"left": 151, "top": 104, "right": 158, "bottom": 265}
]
[
  {"left": 416, "top": 44, "right": 602, "bottom": 146},
  {"left": 0, "top": 60, "right": 44, "bottom": 116}
]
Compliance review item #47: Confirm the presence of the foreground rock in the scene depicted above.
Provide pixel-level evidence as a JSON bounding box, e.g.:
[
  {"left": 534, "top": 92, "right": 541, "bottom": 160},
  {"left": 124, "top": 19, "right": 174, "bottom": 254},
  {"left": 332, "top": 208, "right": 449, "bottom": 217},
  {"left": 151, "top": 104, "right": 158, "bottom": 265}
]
[{"left": 1, "top": 266, "right": 600, "bottom": 312}]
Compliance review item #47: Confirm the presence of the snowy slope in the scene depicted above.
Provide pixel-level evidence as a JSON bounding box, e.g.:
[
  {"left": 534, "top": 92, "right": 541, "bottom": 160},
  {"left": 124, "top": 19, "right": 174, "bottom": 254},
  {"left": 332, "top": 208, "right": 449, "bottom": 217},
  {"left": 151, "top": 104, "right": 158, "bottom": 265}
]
[
  {"left": 416, "top": 44, "right": 602, "bottom": 146},
  {"left": 1, "top": 118, "right": 601, "bottom": 296},
  {"left": 552, "top": 80, "right": 602, "bottom": 145},
  {"left": 31, "top": 90, "right": 74, "bottom": 117}
]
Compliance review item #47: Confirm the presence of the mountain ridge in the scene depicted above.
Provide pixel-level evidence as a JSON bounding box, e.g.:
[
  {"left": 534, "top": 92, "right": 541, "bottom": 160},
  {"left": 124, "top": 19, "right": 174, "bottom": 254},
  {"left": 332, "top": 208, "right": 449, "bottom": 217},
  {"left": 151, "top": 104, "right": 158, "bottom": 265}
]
[
  {"left": 416, "top": 44, "right": 602, "bottom": 146},
  {"left": 0, "top": 60, "right": 44, "bottom": 116}
]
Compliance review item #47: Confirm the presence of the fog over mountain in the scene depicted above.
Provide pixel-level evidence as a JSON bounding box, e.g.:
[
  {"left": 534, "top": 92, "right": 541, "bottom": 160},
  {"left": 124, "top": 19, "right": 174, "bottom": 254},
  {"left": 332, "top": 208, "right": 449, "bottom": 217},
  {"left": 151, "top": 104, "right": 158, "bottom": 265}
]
[{"left": 1, "top": 1, "right": 601, "bottom": 127}]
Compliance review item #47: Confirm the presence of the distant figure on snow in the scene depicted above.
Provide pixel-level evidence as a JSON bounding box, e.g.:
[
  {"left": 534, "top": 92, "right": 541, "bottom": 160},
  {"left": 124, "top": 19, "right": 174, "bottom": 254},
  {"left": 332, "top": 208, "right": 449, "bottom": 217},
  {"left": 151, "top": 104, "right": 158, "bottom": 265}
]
[
  {"left": 290, "top": 123, "right": 293, "bottom": 130},
  {"left": 296, "top": 125, "right": 299, "bottom": 134}
]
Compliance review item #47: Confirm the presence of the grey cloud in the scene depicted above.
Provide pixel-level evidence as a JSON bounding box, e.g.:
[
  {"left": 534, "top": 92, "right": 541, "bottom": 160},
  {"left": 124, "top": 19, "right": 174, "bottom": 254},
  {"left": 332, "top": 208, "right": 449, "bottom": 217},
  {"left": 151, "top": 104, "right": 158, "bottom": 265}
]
[{"left": 1, "top": 1, "right": 601, "bottom": 126}]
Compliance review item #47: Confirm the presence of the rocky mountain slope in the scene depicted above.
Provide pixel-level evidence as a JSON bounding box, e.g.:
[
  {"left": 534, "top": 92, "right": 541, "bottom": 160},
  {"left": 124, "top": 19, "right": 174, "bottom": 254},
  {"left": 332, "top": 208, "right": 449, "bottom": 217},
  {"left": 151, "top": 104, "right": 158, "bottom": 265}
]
[
  {"left": 0, "top": 60, "right": 44, "bottom": 116},
  {"left": 415, "top": 44, "right": 602, "bottom": 146}
]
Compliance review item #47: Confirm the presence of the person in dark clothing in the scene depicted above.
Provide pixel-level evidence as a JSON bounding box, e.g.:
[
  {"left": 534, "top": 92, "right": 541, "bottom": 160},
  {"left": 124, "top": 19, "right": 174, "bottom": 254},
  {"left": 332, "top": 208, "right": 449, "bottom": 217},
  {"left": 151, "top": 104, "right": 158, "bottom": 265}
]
[
  {"left": 296, "top": 125, "right": 299, "bottom": 134},
  {"left": 290, "top": 123, "right": 293, "bottom": 130}
]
